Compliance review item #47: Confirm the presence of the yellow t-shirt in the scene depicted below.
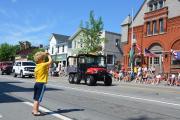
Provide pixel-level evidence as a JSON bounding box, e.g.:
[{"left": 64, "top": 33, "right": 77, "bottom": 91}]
[{"left": 34, "top": 62, "right": 49, "bottom": 83}]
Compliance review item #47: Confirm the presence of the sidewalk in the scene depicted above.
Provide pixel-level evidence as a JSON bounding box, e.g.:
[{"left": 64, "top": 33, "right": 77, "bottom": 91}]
[{"left": 113, "top": 78, "right": 180, "bottom": 90}]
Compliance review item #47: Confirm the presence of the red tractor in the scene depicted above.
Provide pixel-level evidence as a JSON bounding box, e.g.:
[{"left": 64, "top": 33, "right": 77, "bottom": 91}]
[{"left": 67, "top": 54, "right": 112, "bottom": 86}]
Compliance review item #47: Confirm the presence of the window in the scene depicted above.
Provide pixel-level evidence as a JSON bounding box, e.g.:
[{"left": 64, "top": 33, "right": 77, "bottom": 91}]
[
  {"left": 154, "top": 3, "right": 158, "bottom": 10},
  {"left": 52, "top": 47, "right": 54, "bottom": 54},
  {"left": 80, "top": 39, "right": 83, "bottom": 48},
  {"left": 115, "top": 39, "right": 119, "bottom": 47},
  {"left": 154, "top": 57, "right": 160, "bottom": 65},
  {"left": 159, "top": 19, "right": 164, "bottom": 33},
  {"left": 74, "top": 41, "right": 76, "bottom": 48},
  {"left": 22, "top": 62, "right": 36, "bottom": 66},
  {"left": 159, "top": 1, "right": 164, "bottom": 8},
  {"left": 153, "top": 21, "right": 158, "bottom": 34},
  {"left": 62, "top": 45, "right": 64, "bottom": 52},
  {"left": 107, "top": 55, "right": 114, "bottom": 64},
  {"left": 147, "top": 22, "right": 151, "bottom": 35},
  {"left": 149, "top": 4, "right": 153, "bottom": 12},
  {"left": 57, "top": 46, "right": 60, "bottom": 53},
  {"left": 150, "top": 58, "right": 153, "bottom": 64}
]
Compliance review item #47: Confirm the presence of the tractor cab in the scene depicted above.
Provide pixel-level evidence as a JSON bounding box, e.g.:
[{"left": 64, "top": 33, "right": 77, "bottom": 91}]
[{"left": 67, "top": 54, "right": 112, "bottom": 86}]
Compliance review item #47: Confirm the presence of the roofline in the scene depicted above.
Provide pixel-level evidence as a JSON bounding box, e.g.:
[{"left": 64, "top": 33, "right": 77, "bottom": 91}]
[
  {"left": 49, "top": 33, "right": 70, "bottom": 41},
  {"left": 68, "top": 27, "right": 87, "bottom": 40},
  {"left": 68, "top": 28, "right": 83, "bottom": 40},
  {"left": 131, "top": 0, "right": 147, "bottom": 25},
  {"left": 104, "top": 31, "right": 121, "bottom": 36}
]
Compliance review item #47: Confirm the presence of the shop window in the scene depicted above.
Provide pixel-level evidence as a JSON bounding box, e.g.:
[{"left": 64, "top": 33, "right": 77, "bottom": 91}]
[
  {"left": 150, "top": 58, "right": 153, "bottom": 64},
  {"left": 107, "top": 55, "right": 114, "bottom": 64},
  {"left": 172, "top": 59, "right": 180, "bottom": 65},
  {"left": 154, "top": 57, "right": 160, "bottom": 65},
  {"left": 159, "top": 19, "right": 164, "bottom": 33},
  {"left": 153, "top": 21, "right": 158, "bottom": 34}
]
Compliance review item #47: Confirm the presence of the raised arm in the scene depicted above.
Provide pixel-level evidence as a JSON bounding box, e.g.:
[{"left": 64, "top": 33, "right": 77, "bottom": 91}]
[{"left": 46, "top": 52, "right": 52, "bottom": 65}]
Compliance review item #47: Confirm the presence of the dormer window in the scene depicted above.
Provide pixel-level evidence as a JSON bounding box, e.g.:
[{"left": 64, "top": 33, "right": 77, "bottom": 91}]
[
  {"left": 154, "top": 3, "right": 158, "bottom": 10},
  {"left": 148, "top": 0, "right": 165, "bottom": 12},
  {"left": 149, "top": 4, "right": 153, "bottom": 12},
  {"left": 159, "top": 1, "right": 164, "bottom": 8}
]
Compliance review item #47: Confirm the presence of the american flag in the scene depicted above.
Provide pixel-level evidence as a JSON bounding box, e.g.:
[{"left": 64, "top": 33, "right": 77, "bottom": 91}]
[
  {"left": 171, "top": 49, "right": 180, "bottom": 60},
  {"left": 136, "top": 44, "right": 141, "bottom": 55},
  {"left": 144, "top": 48, "right": 157, "bottom": 57}
]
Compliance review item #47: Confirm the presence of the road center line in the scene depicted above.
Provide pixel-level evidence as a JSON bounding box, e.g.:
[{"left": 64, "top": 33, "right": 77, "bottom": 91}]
[{"left": 23, "top": 102, "right": 72, "bottom": 120}]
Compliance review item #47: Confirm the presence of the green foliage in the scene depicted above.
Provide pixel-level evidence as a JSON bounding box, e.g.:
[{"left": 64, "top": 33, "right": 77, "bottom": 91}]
[
  {"left": 0, "top": 43, "right": 17, "bottom": 61},
  {"left": 27, "top": 48, "right": 45, "bottom": 61},
  {"left": 78, "top": 10, "right": 105, "bottom": 54}
]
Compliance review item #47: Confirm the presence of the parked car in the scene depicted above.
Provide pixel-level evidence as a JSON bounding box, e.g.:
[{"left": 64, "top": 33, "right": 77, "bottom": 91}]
[
  {"left": 13, "top": 61, "right": 36, "bottom": 78},
  {"left": 0, "top": 61, "right": 13, "bottom": 75}
]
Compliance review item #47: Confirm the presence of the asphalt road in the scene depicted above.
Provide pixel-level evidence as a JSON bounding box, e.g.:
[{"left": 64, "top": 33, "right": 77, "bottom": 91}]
[{"left": 0, "top": 75, "right": 180, "bottom": 120}]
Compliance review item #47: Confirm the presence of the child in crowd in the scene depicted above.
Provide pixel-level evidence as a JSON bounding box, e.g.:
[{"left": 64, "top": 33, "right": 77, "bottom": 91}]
[{"left": 32, "top": 51, "right": 52, "bottom": 116}]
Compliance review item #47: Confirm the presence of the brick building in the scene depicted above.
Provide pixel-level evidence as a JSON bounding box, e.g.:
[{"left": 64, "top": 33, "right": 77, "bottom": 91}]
[{"left": 121, "top": 0, "right": 180, "bottom": 74}]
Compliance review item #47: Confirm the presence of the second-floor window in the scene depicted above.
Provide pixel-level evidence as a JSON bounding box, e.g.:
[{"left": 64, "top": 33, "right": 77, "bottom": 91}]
[
  {"left": 147, "top": 22, "right": 151, "bottom": 35},
  {"left": 57, "top": 46, "right": 60, "bottom": 53},
  {"left": 52, "top": 47, "right": 54, "bottom": 54},
  {"left": 80, "top": 39, "right": 83, "bottom": 48},
  {"left": 107, "top": 55, "right": 114, "bottom": 65},
  {"left": 153, "top": 21, "right": 158, "bottom": 34},
  {"left": 148, "top": 0, "right": 164, "bottom": 12},
  {"left": 62, "top": 45, "right": 64, "bottom": 52},
  {"left": 74, "top": 41, "right": 76, "bottom": 48},
  {"left": 159, "top": 19, "right": 164, "bottom": 33}
]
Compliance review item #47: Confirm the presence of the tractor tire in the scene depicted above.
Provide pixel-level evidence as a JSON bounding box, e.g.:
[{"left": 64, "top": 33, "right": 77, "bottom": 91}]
[
  {"left": 86, "top": 75, "right": 96, "bottom": 86},
  {"left": 104, "top": 76, "right": 112, "bottom": 86},
  {"left": 74, "top": 74, "right": 81, "bottom": 84},
  {"left": 68, "top": 74, "right": 74, "bottom": 84}
]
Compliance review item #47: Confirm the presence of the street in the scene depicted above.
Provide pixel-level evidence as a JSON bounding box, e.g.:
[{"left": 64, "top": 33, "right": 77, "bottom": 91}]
[{"left": 0, "top": 75, "right": 180, "bottom": 120}]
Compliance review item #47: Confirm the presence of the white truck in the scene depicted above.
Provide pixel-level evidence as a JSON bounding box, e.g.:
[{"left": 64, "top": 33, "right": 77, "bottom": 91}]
[{"left": 13, "top": 61, "right": 36, "bottom": 78}]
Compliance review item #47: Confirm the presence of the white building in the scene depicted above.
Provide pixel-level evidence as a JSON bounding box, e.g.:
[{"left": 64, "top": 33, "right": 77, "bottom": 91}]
[
  {"left": 48, "top": 33, "right": 70, "bottom": 66},
  {"left": 69, "top": 28, "right": 123, "bottom": 70}
]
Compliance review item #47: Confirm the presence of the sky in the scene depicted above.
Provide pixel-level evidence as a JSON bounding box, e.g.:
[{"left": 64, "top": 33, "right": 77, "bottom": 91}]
[{"left": 0, "top": 0, "right": 144, "bottom": 46}]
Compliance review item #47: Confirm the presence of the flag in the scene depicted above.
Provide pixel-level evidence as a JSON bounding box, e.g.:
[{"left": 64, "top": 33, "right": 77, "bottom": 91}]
[
  {"left": 144, "top": 48, "right": 157, "bottom": 57},
  {"left": 136, "top": 44, "right": 141, "bottom": 55},
  {"left": 129, "top": 47, "right": 135, "bottom": 63},
  {"left": 171, "top": 49, "right": 180, "bottom": 60}
]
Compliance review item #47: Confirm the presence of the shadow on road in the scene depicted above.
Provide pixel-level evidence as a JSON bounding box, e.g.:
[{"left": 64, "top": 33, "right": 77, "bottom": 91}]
[
  {"left": 126, "top": 115, "right": 161, "bottom": 120},
  {"left": 0, "top": 81, "right": 63, "bottom": 103},
  {"left": 43, "top": 108, "right": 84, "bottom": 116}
]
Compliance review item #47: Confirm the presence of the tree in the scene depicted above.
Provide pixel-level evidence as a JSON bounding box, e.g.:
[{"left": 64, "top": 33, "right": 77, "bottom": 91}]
[
  {"left": 27, "top": 48, "right": 45, "bottom": 61},
  {"left": 79, "top": 11, "right": 105, "bottom": 54},
  {"left": 0, "top": 43, "right": 17, "bottom": 61}
]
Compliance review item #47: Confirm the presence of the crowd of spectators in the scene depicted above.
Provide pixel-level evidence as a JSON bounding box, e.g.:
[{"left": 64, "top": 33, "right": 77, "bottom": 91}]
[{"left": 110, "top": 65, "right": 180, "bottom": 86}]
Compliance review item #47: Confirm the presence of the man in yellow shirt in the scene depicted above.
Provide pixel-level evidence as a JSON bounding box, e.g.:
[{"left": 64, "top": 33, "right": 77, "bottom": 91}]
[{"left": 32, "top": 51, "right": 52, "bottom": 116}]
